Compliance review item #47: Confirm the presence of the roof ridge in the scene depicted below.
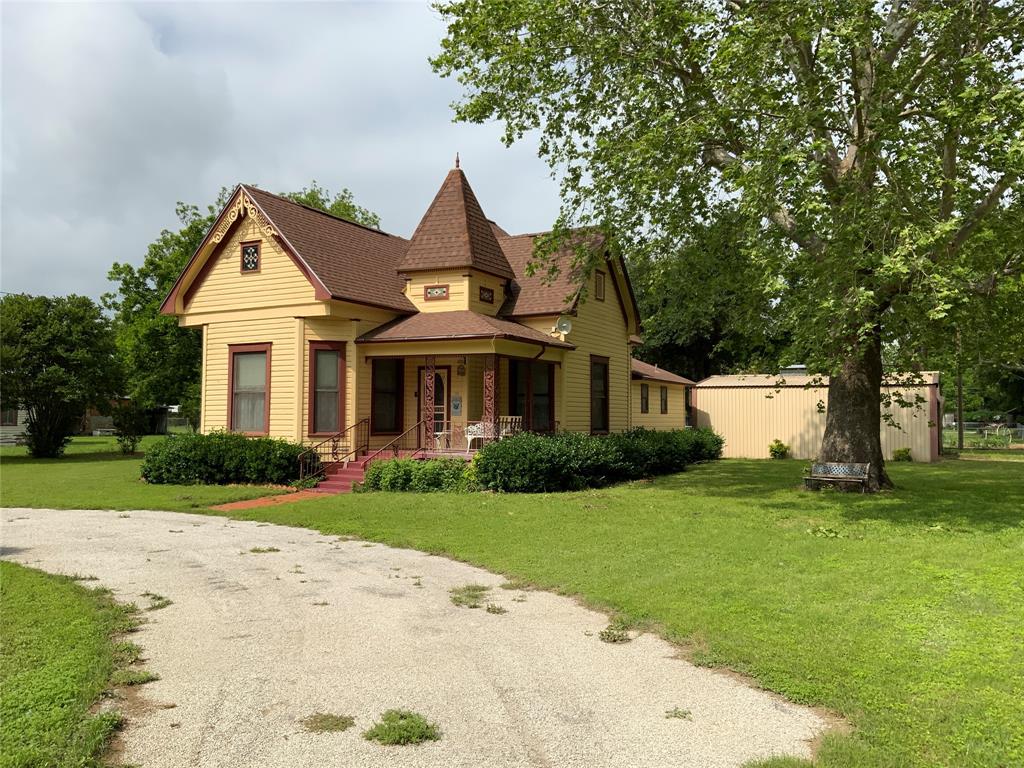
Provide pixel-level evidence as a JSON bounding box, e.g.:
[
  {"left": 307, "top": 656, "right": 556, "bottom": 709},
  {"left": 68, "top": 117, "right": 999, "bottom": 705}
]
[{"left": 241, "top": 184, "right": 405, "bottom": 241}]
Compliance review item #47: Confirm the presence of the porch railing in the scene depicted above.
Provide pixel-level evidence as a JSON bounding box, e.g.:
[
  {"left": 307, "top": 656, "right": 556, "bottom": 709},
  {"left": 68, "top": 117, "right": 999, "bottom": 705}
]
[
  {"left": 421, "top": 416, "right": 529, "bottom": 453},
  {"left": 298, "top": 418, "right": 369, "bottom": 480},
  {"left": 363, "top": 419, "right": 429, "bottom": 466}
]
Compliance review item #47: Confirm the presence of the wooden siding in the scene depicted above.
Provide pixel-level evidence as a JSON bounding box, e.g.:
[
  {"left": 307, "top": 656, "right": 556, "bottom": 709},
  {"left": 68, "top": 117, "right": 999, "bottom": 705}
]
[
  {"left": 202, "top": 317, "right": 299, "bottom": 438},
  {"left": 693, "top": 382, "right": 941, "bottom": 462},
  {"left": 520, "top": 279, "right": 631, "bottom": 434},
  {"left": 405, "top": 270, "right": 470, "bottom": 312},
  {"left": 467, "top": 270, "right": 507, "bottom": 316},
  {"left": 631, "top": 381, "right": 687, "bottom": 430},
  {"left": 301, "top": 318, "right": 361, "bottom": 442},
  {"left": 187, "top": 217, "right": 315, "bottom": 314}
]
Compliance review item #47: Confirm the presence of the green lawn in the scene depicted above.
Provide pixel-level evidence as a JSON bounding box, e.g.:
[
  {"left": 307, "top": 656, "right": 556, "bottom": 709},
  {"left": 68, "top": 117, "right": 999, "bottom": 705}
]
[
  {"left": 1, "top": 439, "right": 1022, "bottom": 766},
  {"left": 0, "top": 437, "right": 281, "bottom": 511},
  {"left": 0, "top": 563, "right": 134, "bottom": 767}
]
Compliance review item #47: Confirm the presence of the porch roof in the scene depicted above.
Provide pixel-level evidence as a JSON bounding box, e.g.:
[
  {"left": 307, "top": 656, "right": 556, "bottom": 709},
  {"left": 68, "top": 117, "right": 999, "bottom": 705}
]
[
  {"left": 631, "top": 358, "right": 695, "bottom": 386},
  {"left": 355, "top": 310, "right": 574, "bottom": 349}
]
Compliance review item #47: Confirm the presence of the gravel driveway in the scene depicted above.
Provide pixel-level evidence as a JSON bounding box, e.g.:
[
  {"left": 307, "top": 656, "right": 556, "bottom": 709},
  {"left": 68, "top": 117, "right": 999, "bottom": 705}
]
[{"left": 1, "top": 508, "right": 832, "bottom": 767}]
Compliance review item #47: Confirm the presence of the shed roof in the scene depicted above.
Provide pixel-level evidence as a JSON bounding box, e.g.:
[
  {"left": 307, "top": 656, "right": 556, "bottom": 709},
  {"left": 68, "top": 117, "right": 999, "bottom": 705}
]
[
  {"left": 696, "top": 372, "right": 941, "bottom": 387},
  {"left": 631, "top": 359, "right": 695, "bottom": 386}
]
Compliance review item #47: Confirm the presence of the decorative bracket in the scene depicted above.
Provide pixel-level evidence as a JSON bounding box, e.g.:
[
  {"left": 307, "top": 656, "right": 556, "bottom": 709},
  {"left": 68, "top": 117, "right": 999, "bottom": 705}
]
[{"left": 211, "top": 190, "right": 277, "bottom": 244}]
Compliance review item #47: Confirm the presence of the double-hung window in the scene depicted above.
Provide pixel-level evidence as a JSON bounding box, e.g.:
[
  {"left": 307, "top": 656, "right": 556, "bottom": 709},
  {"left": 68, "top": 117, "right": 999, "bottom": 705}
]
[
  {"left": 309, "top": 342, "right": 345, "bottom": 435},
  {"left": 660, "top": 386, "right": 669, "bottom": 414},
  {"left": 590, "top": 356, "right": 609, "bottom": 434},
  {"left": 640, "top": 383, "right": 649, "bottom": 414},
  {"left": 230, "top": 344, "right": 271, "bottom": 434}
]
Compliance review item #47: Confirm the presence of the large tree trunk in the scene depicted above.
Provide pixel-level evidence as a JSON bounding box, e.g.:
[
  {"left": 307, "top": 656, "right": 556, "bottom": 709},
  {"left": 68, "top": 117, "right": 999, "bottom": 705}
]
[{"left": 818, "top": 331, "right": 893, "bottom": 492}]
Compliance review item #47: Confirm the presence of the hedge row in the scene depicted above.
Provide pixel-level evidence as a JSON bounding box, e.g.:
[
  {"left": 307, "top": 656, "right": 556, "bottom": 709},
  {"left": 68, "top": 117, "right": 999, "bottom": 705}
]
[
  {"left": 473, "top": 428, "right": 723, "bottom": 493},
  {"left": 141, "top": 432, "right": 304, "bottom": 485},
  {"left": 359, "top": 457, "right": 471, "bottom": 493},
  {"left": 359, "top": 428, "right": 723, "bottom": 495}
]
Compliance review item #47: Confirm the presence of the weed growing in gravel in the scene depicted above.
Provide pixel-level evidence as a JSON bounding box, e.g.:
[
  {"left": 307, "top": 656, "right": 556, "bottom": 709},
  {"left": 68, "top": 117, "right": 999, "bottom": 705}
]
[
  {"left": 413, "top": 578, "right": 423, "bottom": 588},
  {"left": 248, "top": 546, "right": 280, "bottom": 554},
  {"left": 111, "top": 668, "right": 159, "bottom": 686},
  {"left": 363, "top": 710, "right": 441, "bottom": 745},
  {"left": 112, "top": 641, "right": 142, "bottom": 665},
  {"left": 449, "top": 584, "right": 490, "bottom": 608},
  {"left": 485, "top": 603, "right": 507, "bottom": 614},
  {"left": 301, "top": 712, "right": 355, "bottom": 733},
  {"left": 500, "top": 580, "right": 532, "bottom": 591},
  {"left": 311, "top": 601, "right": 329, "bottom": 606},
  {"left": 141, "top": 592, "right": 172, "bottom": 611},
  {"left": 665, "top": 707, "right": 692, "bottom": 720},
  {"left": 70, "top": 574, "right": 99, "bottom": 582},
  {"left": 598, "top": 627, "right": 630, "bottom": 643}
]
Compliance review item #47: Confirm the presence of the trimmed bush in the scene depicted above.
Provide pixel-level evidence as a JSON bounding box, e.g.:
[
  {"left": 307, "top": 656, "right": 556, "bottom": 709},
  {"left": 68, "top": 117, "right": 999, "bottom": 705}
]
[
  {"left": 768, "top": 439, "right": 791, "bottom": 459},
  {"left": 140, "top": 431, "right": 304, "bottom": 485},
  {"left": 360, "top": 457, "right": 470, "bottom": 492},
  {"left": 474, "top": 428, "right": 723, "bottom": 493},
  {"left": 892, "top": 447, "right": 913, "bottom": 462}
]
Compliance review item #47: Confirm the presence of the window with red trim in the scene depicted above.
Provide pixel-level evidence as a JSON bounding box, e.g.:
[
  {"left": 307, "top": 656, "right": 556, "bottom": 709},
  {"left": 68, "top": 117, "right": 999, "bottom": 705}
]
[{"left": 229, "top": 344, "right": 271, "bottom": 434}]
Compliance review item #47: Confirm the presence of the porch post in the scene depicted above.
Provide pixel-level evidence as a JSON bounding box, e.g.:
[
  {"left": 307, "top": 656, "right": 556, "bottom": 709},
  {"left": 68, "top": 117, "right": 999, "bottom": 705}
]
[
  {"left": 423, "top": 355, "right": 436, "bottom": 445},
  {"left": 483, "top": 354, "right": 496, "bottom": 432}
]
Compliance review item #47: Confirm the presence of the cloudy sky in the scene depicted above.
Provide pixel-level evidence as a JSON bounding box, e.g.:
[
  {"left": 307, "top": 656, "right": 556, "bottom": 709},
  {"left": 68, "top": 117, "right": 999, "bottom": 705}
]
[{"left": 1, "top": 1, "right": 561, "bottom": 299}]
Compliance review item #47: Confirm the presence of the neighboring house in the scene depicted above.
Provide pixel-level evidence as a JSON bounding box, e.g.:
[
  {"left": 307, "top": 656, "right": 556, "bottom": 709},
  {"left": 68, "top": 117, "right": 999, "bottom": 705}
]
[
  {"left": 162, "top": 162, "right": 674, "bottom": 453},
  {"left": 693, "top": 372, "right": 943, "bottom": 462},
  {"left": 631, "top": 359, "right": 694, "bottom": 430},
  {"left": 0, "top": 408, "right": 28, "bottom": 444}
]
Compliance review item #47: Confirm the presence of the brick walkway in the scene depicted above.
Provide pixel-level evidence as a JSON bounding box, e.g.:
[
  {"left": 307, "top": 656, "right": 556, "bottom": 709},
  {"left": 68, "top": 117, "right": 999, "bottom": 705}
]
[{"left": 210, "top": 490, "right": 323, "bottom": 512}]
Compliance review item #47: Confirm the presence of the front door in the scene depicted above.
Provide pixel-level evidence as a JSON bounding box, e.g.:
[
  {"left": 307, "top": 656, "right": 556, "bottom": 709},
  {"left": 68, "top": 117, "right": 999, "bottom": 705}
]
[{"left": 419, "top": 368, "right": 450, "bottom": 437}]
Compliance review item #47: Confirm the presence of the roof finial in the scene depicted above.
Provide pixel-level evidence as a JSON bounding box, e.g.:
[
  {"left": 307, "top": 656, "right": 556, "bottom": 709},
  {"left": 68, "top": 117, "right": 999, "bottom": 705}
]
[{"left": 455, "top": 152, "right": 460, "bottom": 169}]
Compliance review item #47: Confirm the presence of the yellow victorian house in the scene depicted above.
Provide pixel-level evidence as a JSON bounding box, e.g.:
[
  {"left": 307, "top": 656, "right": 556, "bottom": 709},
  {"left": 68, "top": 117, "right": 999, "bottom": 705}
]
[{"left": 162, "top": 162, "right": 690, "bottom": 486}]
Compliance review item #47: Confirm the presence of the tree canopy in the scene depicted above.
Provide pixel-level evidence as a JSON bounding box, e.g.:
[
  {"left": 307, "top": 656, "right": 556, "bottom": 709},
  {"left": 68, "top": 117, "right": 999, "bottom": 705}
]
[
  {"left": 433, "top": 0, "right": 1024, "bottom": 489},
  {"left": 0, "top": 294, "right": 121, "bottom": 457}
]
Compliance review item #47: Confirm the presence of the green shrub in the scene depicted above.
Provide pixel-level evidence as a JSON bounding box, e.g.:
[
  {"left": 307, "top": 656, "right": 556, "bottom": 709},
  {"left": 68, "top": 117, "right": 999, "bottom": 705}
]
[
  {"left": 474, "top": 428, "right": 723, "bottom": 493},
  {"left": 892, "top": 447, "right": 913, "bottom": 462},
  {"left": 363, "top": 709, "right": 441, "bottom": 745},
  {"left": 361, "top": 457, "right": 471, "bottom": 492},
  {"left": 112, "top": 402, "right": 147, "bottom": 455},
  {"left": 140, "top": 431, "right": 304, "bottom": 485},
  {"left": 768, "top": 439, "right": 790, "bottom": 459}
]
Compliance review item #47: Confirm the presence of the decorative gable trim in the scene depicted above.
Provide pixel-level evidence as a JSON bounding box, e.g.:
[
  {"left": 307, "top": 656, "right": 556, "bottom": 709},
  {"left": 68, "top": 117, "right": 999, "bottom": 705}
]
[{"left": 160, "top": 186, "right": 331, "bottom": 315}]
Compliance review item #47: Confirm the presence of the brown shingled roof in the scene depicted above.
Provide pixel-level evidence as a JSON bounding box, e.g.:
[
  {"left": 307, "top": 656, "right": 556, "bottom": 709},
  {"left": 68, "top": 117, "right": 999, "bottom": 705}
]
[
  {"left": 498, "top": 233, "right": 591, "bottom": 317},
  {"left": 631, "top": 358, "right": 695, "bottom": 386},
  {"left": 398, "top": 169, "right": 515, "bottom": 280},
  {"left": 244, "top": 186, "right": 415, "bottom": 313},
  {"left": 356, "top": 310, "right": 573, "bottom": 348}
]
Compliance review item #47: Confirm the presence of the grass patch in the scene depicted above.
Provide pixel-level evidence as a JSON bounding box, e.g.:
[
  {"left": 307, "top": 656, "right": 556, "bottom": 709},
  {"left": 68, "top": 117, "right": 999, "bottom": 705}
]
[
  {"left": 449, "top": 584, "right": 490, "bottom": 608},
  {"left": 665, "top": 707, "right": 692, "bottom": 720},
  {"left": 485, "top": 603, "right": 507, "bottom": 614},
  {"left": 109, "top": 668, "right": 159, "bottom": 686},
  {"left": 0, "top": 436, "right": 280, "bottom": 511},
  {"left": 141, "top": 592, "right": 172, "bottom": 611},
  {"left": 300, "top": 712, "right": 355, "bottom": 733},
  {"left": 248, "top": 546, "right": 280, "bottom": 554},
  {"left": 0, "top": 563, "right": 140, "bottom": 766},
  {"left": 363, "top": 709, "right": 441, "bottom": 745}
]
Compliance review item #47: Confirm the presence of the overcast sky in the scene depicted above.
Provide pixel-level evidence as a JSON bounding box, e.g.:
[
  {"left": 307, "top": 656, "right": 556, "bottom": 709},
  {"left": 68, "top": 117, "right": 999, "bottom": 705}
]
[{"left": 1, "top": 1, "right": 561, "bottom": 299}]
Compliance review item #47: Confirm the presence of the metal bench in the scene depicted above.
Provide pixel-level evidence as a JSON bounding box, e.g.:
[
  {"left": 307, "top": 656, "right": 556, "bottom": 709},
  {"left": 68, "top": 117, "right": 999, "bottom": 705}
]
[{"left": 804, "top": 462, "right": 870, "bottom": 492}]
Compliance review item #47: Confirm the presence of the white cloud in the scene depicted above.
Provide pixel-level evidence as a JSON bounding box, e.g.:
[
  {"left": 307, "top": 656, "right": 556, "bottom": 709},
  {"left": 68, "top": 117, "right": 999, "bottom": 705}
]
[{"left": 1, "top": 1, "right": 560, "bottom": 298}]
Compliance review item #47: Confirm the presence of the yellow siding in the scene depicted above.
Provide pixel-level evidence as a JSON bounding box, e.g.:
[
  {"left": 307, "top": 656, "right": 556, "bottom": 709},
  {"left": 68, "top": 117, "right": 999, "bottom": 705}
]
[
  {"left": 520, "top": 273, "right": 631, "bottom": 433},
  {"left": 632, "top": 381, "right": 687, "bottom": 430},
  {"left": 694, "top": 383, "right": 940, "bottom": 461},
  {"left": 202, "top": 317, "right": 299, "bottom": 438},
  {"left": 300, "top": 318, "right": 362, "bottom": 442},
  {"left": 405, "top": 271, "right": 470, "bottom": 312},
  {"left": 467, "top": 270, "right": 507, "bottom": 316},
  {"left": 187, "top": 217, "right": 316, "bottom": 314}
]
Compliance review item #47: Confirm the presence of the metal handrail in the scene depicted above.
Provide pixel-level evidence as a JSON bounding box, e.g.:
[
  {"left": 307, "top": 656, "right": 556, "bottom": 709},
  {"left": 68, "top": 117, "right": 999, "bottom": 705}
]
[
  {"left": 298, "top": 418, "right": 369, "bottom": 480},
  {"left": 363, "top": 419, "right": 428, "bottom": 466}
]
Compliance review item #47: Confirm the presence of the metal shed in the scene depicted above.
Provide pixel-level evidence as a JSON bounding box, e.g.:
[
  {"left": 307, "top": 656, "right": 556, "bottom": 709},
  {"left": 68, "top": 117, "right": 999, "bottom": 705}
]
[{"left": 693, "top": 372, "right": 942, "bottom": 462}]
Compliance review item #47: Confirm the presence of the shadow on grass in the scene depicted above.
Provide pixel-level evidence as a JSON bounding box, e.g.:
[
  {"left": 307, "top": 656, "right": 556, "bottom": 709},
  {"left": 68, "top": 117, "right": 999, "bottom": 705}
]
[{"left": 651, "top": 459, "right": 1024, "bottom": 532}]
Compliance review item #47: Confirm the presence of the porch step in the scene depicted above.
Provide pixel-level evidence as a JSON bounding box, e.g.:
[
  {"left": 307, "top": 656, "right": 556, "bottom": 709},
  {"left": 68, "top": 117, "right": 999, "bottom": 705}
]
[{"left": 311, "top": 459, "right": 369, "bottom": 495}]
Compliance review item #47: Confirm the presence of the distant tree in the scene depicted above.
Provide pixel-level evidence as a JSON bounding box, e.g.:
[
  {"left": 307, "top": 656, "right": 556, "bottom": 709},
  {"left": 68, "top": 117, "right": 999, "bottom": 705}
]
[
  {"left": 433, "top": 0, "right": 1024, "bottom": 490},
  {"left": 105, "top": 183, "right": 380, "bottom": 424},
  {"left": 629, "top": 205, "right": 787, "bottom": 381},
  {"left": 0, "top": 294, "right": 121, "bottom": 457},
  {"left": 281, "top": 181, "right": 381, "bottom": 229}
]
